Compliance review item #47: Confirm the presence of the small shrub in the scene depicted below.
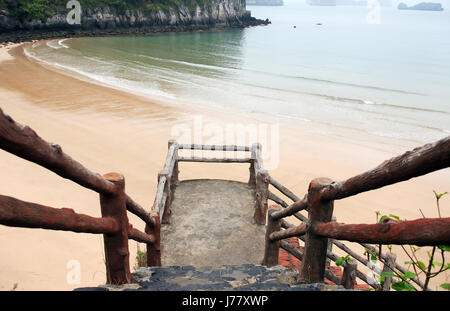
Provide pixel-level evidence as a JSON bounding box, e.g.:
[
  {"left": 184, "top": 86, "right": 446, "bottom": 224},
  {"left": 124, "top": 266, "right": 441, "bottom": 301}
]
[{"left": 134, "top": 243, "right": 147, "bottom": 270}]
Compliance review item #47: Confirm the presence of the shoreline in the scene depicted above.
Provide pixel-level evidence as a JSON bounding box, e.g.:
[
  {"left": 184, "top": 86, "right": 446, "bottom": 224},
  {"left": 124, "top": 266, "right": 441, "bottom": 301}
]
[
  {"left": 0, "top": 42, "right": 449, "bottom": 290},
  {"left": 21, "top": 36, "right": 426, "bottom": 157},
  {"left": 0, "top": 18, "right": 270, "bottom": 45}
]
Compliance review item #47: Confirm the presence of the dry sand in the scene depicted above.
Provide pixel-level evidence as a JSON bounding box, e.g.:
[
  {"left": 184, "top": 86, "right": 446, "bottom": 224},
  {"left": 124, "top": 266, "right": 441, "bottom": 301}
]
[{"left": 0, "top": 42, "right": 449, "bottom": 290}]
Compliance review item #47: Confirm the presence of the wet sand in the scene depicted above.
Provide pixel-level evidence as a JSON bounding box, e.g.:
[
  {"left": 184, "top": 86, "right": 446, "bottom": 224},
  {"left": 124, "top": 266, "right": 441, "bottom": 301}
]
[{"left": 0, "top": 42, "right": 449, "bottom": 290}]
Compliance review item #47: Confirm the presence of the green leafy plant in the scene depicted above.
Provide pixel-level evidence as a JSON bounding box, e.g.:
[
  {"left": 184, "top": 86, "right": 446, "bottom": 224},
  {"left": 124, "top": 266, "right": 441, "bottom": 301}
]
[
  {"left": 364, "top": 247, "right": 378, "bottom": 263},
  {"left": 335, "top": 254, "right": 353, "bottom": 267},
  {"left": 370, "top": 191, "right": 449, "bottom": 291},
  {"left": 134, "top": 243, "right": 147, "bottom": 270},
  {"left": 15, "top": 0, "right": 54, "bottom": 23},
  {"left": 6, "top": 0, "right": 215, "bottom": 22}
]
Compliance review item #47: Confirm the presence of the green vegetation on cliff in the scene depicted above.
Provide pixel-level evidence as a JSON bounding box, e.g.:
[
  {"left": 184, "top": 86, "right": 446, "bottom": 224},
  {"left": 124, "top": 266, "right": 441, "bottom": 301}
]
[
  {"left": 1, "top": 0, "right": 214, "bottom": 22},
  {"left": 11, "top": 0, "right": 54, "bottom": 23}
]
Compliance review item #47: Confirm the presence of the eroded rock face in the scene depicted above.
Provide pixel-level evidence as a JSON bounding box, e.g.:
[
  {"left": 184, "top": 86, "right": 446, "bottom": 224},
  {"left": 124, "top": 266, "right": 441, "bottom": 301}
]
[{"left": 0, "top": 0, "right": 254, "bottom": 33}]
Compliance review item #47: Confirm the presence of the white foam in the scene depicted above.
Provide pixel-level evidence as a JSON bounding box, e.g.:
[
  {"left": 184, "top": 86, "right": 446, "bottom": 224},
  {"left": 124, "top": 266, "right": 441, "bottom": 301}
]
[
  {"left": 363, "top": 100, "right": 381, "bottom": 105},
  {"left": 138, "top": 54, "right": 237, "bottom": 73},
  {"left": 44, "top": 39, "right": 69, "bottom": 50},
  {"left": 58, "top": 39, "right": 70, "bottom": 49},
  {"left": 276, "top": 113, "right": 311, "bottom": 123},
  {"left": 24, "top": 48, "right": 176, "bottom": 100},
  {"left": 46, "top": 40, "right": 63, "bottom": 50}
]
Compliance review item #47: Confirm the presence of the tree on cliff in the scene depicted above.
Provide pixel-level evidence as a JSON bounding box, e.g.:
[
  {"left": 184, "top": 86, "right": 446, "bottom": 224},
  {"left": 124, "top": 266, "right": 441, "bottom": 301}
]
[{"left": 1, "top": 0, "right": 207, "bottom": 23}]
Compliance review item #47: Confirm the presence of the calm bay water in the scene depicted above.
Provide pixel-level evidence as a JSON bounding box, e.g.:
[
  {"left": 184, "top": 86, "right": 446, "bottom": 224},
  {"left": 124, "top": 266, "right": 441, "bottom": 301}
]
[{"left": 25, "top": 2, "right": 450, "bottom": 146}]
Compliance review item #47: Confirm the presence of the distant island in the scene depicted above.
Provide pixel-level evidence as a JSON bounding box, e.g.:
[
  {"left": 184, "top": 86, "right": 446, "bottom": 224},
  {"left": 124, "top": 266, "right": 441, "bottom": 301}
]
[
  {"left": 247, "top": 0, "right": 284, "bottom": 5},
  {"left": 398, "top": 2, "right": 444, "bottom": 11},
  {"left": 307, "top": 0, "right": 336, "bottom": 6}
]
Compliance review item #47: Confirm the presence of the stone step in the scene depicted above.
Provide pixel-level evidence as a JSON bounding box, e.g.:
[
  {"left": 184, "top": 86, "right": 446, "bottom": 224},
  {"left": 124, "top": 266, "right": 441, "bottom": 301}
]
[{"left": 75, "top": 264, "right": 346, "bottom": 291}]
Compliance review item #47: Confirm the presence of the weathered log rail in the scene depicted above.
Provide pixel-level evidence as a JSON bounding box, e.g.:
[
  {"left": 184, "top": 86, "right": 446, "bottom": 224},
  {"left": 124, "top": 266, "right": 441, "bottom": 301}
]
[
  {"left": 161, "top": 141, "right": 267, "bottom": 221},
  {"left": 143, "top": 141, "right": 269, "bottom": 265},
  {"left": 0, "top": 108, "right": 157, "bottom": 285},
  {"left": 2, "top": 102, "right": 449, "bottom": 290},
  {"left": 263, "top": 135, "right": 450, "bottom": 290},
  {"left": 158, "top": 137, "right": 450, "bottom": 290}
]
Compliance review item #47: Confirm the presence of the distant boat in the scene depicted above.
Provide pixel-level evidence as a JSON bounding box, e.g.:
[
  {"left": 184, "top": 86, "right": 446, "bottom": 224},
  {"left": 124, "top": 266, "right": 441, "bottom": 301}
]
[
  {"left": 307, "top": 0, "right": 337, "bottom": 6},
  {"left": 397, "top": 2, "right": 444, "bottom": 11},
  {"left": 246, "top": 0, "right": 284, "bottom": 6}
]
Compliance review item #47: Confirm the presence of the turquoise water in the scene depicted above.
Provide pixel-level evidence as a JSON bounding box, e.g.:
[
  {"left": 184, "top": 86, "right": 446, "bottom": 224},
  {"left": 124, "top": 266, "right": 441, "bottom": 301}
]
[{"left": 25, "top": 2, "right": 450, "bottom": 145}]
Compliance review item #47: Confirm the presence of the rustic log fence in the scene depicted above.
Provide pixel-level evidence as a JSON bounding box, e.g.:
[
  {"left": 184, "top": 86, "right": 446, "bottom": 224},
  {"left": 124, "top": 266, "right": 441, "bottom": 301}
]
[
  {"left": 263, "top": 135, "right": 450, "bottom": 290},
  {"left": 143, "top": 140, "right": 271, "bottom": 265},
  {"left": 153, "top": 141, "right": 267, "bottom": 220},
  {"left": 0, "top": 108, "right": 157, "bottom": 285},
  {"left": 2, "top": 103, "right": 449, "bottom": 290}
]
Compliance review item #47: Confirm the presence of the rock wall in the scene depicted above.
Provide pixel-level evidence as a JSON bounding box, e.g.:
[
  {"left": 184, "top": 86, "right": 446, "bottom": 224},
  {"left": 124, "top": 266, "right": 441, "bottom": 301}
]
[{"left": 0, "top": 0, "right": 260, "bottom": 33}]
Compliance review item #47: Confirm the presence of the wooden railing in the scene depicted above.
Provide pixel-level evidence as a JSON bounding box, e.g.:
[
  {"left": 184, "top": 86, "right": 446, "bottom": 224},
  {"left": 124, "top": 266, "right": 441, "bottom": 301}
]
[
  {"left": 3, "top": 102, "right": 448, "bottom": 290},
  {"left": 0, "top": 106, "right": 272, "bottom": 283},
  {"left": 0, "top": 108, "right": 157, "bottom": 285},
  {"left": 145, "top": 140, "right": 269, "bottom": 265},
  {"left": 263, "top": 135, "right": 450, "bottom": 290}
]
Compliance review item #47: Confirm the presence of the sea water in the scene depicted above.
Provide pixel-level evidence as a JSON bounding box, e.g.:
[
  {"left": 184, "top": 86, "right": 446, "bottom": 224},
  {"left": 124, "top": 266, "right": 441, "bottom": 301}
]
[{"left": 25, "top": 1, "right": 450, "bottom": 147}]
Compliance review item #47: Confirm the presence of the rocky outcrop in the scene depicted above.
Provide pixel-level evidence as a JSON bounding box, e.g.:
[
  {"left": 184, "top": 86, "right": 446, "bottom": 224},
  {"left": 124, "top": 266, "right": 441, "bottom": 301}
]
[{"left": 0, "top": 0, "right": 269, "bottom": 40}]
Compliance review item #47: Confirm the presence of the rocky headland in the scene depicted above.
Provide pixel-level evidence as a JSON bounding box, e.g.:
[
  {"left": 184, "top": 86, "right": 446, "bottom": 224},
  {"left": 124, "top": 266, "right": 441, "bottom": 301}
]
[{"left": 0, "top": 0, "right": 270, "bottom": 43}]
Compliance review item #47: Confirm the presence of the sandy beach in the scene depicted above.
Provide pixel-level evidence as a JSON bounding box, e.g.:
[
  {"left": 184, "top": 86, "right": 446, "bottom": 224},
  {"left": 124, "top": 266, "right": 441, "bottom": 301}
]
[{"left": 0, "top": 41, "right": 449, "bottom": 290}]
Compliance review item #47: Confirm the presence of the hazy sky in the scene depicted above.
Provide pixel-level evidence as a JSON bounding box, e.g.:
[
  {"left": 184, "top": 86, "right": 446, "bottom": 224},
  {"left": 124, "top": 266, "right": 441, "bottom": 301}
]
[{"left": 283, "top": 0, "right": 445, "bottom": 5}]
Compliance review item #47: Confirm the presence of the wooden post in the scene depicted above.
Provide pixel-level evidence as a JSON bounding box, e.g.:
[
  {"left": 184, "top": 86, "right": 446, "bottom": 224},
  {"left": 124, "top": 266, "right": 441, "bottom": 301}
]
[
  {"left": 342, "top": 261, "right": 357, "bottom": 289},
  {"left": 382, "top": 252, "right": 397, "bottom": 291},
  {"left": 263, "top": 206, "right": 282, "bottom": 265},
  {"left": 145, "top": 211, "right": 161, "bottom": 266},
  {"left": 254, "top": 142, "right": 263, "bottom": 169},
  {"left": 168, "top": 140, "right": 180, "bottom": 185},
  {"left": 158, "top": 169, "right": 171, "bottom": 224},
  {"left": 326, "top": 216, "right": 336, "bottom": 266},
  {"left": 248, "top": 160, "right": 256, "bottom": 187},
  {"left": 254, "top": 169, "right": 269, "bottom": 225},
  {"left": 99, "top": 172, "right": 132, "bottom": 285},
  {"left": 299, "top": 177, "right": 334, "bottom": 283},
  {"left": 248, "top": 143, "right": 257, "bottom": 187},
  {"left": 172, "top": 160, "right": 180, "bottom": 185}
]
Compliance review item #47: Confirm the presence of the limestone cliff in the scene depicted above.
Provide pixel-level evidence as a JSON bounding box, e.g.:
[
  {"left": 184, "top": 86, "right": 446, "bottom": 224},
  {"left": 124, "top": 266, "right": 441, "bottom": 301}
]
[{"left": 0, "top": 0, "right": 263, "bottom": 33}]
